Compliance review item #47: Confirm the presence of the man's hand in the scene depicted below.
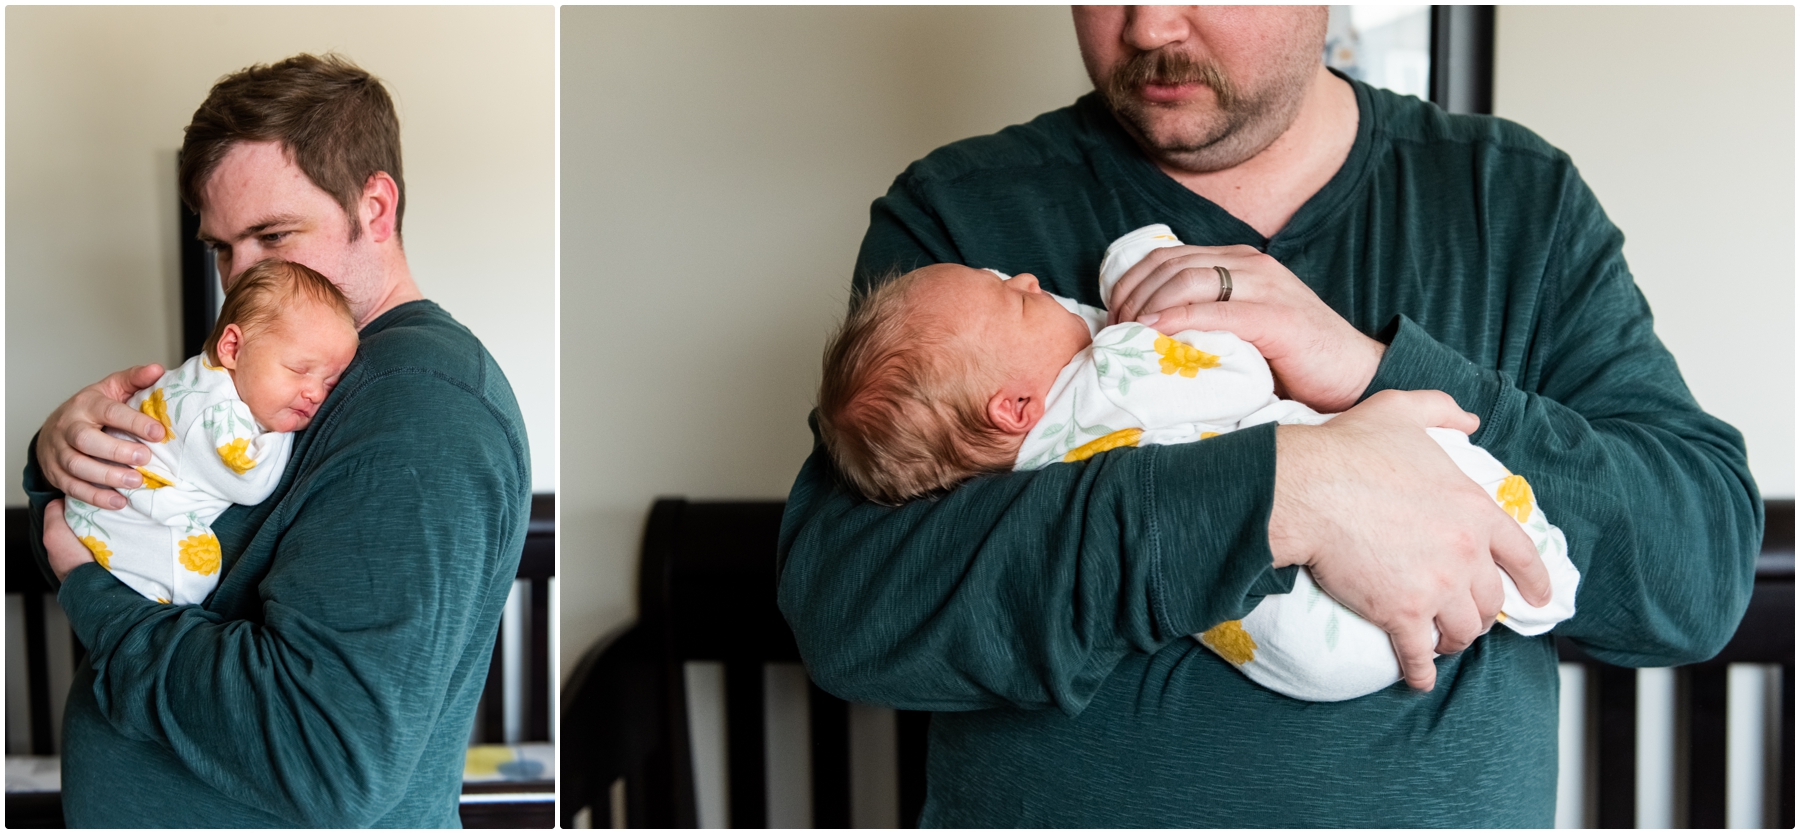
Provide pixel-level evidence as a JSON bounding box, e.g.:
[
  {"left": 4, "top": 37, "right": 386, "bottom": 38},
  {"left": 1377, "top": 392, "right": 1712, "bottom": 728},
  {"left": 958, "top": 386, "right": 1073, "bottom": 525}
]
[
  {"left": 43, "top": 499, "right": 96, "bottom": 582},
  {"left": 37, "top": 364, "right": 165, "bottom": 509},
  {"left": 1109, "top": 244, "right": 1384, "bottom": 412},
  {"left": 1269, "top": 390, "right": 1554, "bottom": 692}
]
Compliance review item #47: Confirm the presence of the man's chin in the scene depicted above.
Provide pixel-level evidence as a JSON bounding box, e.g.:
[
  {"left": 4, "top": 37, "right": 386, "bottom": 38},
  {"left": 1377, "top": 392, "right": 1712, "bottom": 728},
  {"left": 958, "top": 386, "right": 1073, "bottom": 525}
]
[{"left": 1116, "top": 107, "right": 1228, "bottom": 156}]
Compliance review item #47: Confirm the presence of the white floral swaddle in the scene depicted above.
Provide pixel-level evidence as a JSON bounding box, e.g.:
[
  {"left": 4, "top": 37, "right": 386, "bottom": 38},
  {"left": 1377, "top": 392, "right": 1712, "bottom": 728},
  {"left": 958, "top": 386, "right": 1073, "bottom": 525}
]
[
  {"left": 1009, "top": 224, "right": 1581, "bottom": 701},
  {"left": 63, "top": 354, "right": 291, "bottom": 605}
]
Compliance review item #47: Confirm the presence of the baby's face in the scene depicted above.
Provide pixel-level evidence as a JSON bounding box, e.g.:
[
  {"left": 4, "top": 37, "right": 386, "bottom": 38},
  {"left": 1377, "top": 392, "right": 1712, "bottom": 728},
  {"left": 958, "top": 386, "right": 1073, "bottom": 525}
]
[
  {"left": 907, "top": 264, "right": 1093, "bottom": 392},
  {"left": 227, "top": 299, "right": 359, "bottom": 432}
]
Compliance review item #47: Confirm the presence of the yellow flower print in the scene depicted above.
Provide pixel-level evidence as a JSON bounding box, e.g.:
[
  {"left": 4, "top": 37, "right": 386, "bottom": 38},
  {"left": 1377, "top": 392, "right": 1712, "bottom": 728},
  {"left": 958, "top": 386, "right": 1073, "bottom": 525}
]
[
  {"left": 1200, "top": 620, "right": 1258, "bottom": 666},
  {"left": 1063, "top": 428, "right": 1143, "bottom": 463},
  {"left": 1200, "top": 431, "right": 1220, "bottom": 440},
  {"left": 201, "top": 357, "right": 225, "bottom": 371},
  {"left": 156, "top": 598, "right": 171, "bottom": 604},
  {"left": 217, "top": 438, "right": 257, "bottom": 474},
  {"left": 78, "top": 536, "right": 112, "bottom": 571},
  {"left": 140, "top": 389, "right": 174, "bottom": 443},
  {"left": 1496, "top": 474, "right": 1535, "bottom": 524},
  {"left": 1153, "top": 335, "right": 1221, "bottom": 377},
  {"left": 178, "top": 533, "right": 221, "bottom": 576},
  {"left": 136, "top": 467, "right": 173, "bottom": 490}
]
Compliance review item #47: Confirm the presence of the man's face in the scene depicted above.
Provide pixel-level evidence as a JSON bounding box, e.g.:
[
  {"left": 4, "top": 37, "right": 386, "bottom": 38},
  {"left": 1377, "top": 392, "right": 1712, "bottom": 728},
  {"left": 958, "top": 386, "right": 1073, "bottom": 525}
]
[
  {"left": 197, "top": 141, "right": 385, "bottom": 324},
  {"left": 1072, "top": 6, "right": 1329, "bottom": 173}
]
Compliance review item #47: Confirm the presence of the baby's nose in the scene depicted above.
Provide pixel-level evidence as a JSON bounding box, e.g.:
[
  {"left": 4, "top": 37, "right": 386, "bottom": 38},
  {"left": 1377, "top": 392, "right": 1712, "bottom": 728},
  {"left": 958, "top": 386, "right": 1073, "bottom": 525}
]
[{"left": 1010, "top": 273, "right": 1042, "bottom": 292}]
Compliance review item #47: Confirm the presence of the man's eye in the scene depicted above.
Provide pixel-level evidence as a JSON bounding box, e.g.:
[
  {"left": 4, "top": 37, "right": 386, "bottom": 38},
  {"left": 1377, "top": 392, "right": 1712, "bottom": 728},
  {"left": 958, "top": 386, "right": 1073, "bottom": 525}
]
[{"left": 260, "top": 232, "right": 290, "bottom": 245}]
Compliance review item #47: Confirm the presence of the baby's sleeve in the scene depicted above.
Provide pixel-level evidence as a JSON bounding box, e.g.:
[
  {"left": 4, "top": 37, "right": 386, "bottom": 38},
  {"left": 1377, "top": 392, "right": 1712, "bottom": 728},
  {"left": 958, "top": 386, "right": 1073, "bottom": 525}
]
[
  {"left": 183, "top": 398, "right": 293, "bottom": 505},
  {"left": 1093, "top": 324, "right": 1280, "bottom": 430}
]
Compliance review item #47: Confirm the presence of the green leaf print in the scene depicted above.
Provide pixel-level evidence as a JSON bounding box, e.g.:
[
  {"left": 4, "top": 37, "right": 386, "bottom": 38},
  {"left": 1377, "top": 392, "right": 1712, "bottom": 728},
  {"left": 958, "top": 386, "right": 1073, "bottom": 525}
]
[
  {"left": 66, "top": 500, "right": 112, "bottom": 540},
  {"left": 161, "top": 377, "right": 210, "bottom": 424},
  {"left": 1325, "top": 608, "right": 1340, "bottom": 651},
  {"left": 203, "top": 402, "right": 255, "bottom": 440}
]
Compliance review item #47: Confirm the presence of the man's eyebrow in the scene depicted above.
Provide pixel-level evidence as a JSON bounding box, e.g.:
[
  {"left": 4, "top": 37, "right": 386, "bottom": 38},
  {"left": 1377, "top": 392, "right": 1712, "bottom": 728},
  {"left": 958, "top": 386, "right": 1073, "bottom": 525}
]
[{"left": 197, "top": 213, "right": 306, "bottom": 244}]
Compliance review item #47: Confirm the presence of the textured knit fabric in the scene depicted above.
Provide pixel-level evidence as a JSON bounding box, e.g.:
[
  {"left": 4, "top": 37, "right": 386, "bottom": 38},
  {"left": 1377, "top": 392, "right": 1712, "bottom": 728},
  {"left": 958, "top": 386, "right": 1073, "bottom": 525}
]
[
  {"left": 64, "top": 354, "right": 292, "bottom": 605},
  {"left": 24, "top": 300, "right": 530, "bottom": 828},
  {"left": 776, "top": 80, "right": 1761, "bottom": 826}
]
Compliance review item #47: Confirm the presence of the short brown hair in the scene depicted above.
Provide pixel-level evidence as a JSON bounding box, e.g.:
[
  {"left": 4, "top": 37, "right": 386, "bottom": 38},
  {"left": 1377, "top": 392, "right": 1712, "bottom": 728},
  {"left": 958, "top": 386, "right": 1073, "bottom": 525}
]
[
  {"left": 816, "top": 271, "right": 1018, "bottom": 505},
  {"left": 179, "top": 53, "right": 404, "bottom": 240},
  {"left": 204, "top": 259, "right": 356, "bottom": 366}
]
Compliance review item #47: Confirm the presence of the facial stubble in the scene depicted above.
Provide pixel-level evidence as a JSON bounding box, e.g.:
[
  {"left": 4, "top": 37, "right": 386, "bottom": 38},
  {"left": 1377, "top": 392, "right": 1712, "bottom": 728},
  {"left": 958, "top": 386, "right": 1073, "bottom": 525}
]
[{"left": 1101, "top": 47, "right": 1314, "bottom": 174}]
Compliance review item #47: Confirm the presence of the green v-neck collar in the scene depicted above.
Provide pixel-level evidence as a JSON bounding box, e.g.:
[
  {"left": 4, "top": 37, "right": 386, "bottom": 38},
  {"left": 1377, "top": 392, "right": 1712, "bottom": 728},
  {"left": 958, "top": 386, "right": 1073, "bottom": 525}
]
[{"left": 1080, "top": 70, "right": 1381, "bottom": 256}]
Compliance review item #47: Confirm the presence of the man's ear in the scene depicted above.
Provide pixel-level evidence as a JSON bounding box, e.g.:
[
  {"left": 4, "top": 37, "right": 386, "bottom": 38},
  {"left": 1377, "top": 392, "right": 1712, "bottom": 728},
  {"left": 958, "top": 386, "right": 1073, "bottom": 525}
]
[
  {"left": 359, "top": 171, "right": 401, "bottom": 244},
  {"left": 217, "top": 323, "right": 246, "bottom": 370},
  {"left": 986, "top": 387, "right": 1041, "bottom": 436}
]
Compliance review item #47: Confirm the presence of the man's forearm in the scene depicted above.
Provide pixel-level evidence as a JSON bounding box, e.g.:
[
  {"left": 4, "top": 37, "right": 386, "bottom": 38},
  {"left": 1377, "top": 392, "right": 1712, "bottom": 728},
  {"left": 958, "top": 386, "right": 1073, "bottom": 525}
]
[
  {"left": 778, "top": 420, "right": 1293, "bottom": 715},
  {"left": 23, "top": 432, "right": 68, "bottom": 591},
  {"left": 1367, "top": 314, "right": 1760, "bottom": 665}
]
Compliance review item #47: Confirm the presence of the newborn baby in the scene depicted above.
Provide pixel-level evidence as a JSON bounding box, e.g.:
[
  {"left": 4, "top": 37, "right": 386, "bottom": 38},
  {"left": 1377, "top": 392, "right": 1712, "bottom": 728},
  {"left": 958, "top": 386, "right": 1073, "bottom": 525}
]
[
  {"left": 818, "top": 225, "right": 1581, "bottom": 701},
  {"left": 63, "top": 259, "right": 358, "bottom": 605}
]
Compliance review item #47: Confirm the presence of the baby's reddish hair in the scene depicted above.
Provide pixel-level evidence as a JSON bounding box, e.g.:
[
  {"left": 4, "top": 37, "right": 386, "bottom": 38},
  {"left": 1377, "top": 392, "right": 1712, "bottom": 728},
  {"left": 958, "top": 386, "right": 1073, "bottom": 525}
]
[{"left": 816, "top": 269, "right": 1021, "bottom": 505}]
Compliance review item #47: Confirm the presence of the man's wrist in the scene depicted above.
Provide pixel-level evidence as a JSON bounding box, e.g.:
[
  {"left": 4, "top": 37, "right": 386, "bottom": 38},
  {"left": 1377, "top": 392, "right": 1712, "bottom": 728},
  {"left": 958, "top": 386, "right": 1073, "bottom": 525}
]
[
  {"left": 1334, "top": 336, "right": 1387, "bottom": 411},
  {"left": 1148, "top": 426, "right": 1295, "bottom": 636},
  {"left": 1268, "top": 424, "right": 1319, "bottom": 569}
]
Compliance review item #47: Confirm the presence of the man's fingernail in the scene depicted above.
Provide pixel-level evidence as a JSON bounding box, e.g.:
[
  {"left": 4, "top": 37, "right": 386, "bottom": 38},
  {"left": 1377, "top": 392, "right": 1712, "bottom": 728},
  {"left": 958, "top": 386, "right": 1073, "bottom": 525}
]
[
  {"left": 1137, "top": 313, "right": 1160, "bottom": 326},
  {"left": 134, "top": 450, "right": 148, "bottom": 464},
  {"left": 111, "top": 496, "right": 128, "bottom": 510}
]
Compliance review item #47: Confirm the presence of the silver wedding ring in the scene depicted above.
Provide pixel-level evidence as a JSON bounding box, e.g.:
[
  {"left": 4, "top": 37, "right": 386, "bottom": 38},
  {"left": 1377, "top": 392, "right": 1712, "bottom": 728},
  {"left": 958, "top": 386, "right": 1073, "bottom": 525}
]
[{"left": 1214, "top": 265, "right": 1233, "bottom": 302}]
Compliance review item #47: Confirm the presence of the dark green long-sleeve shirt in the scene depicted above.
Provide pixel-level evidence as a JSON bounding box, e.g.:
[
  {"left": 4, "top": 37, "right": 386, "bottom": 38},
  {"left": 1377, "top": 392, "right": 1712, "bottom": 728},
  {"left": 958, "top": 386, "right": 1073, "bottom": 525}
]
[
  {"left": 777, "top": 82, "right": 1761, "bottom": 826},
  {"left": 24, "top": 300, "right": 530, "bottom": 827}
]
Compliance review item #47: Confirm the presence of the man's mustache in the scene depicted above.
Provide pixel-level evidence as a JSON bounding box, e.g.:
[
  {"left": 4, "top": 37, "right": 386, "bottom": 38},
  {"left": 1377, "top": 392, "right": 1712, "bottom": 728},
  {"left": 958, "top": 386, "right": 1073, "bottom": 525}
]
[{"left": 1107, "top": 48, "right": 1239, "bottom": 110}]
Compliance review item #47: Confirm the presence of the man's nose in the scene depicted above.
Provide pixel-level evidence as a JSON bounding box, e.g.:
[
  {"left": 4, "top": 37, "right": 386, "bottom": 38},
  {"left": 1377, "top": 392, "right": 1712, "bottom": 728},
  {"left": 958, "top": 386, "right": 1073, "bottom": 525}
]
[{"left": 1122, "top": 6, "right": 1194, "bottom": 52}]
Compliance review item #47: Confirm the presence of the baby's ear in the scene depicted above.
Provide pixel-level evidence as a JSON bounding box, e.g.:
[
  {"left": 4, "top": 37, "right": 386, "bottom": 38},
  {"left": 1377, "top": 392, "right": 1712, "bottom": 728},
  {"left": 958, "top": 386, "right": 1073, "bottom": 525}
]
[
  {"left": 216, "top": 323, "right": 246, "bottom": 370},
  {"left": 986, "top": 390, "right": 1039, "bottom": 436}
]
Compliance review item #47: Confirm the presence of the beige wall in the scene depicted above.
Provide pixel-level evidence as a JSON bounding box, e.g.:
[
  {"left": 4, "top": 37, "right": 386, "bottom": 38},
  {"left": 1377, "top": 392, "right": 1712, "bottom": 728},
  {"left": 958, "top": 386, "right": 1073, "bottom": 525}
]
[
  {"left": 4, "top": 5, "right": 557, "bottom": 504},
  {"left": 558, "top": 6, "right": 1092, "bottom": 680},
  {"left": 1494, "top": 5, "right": 1794, "bottom": 498}
]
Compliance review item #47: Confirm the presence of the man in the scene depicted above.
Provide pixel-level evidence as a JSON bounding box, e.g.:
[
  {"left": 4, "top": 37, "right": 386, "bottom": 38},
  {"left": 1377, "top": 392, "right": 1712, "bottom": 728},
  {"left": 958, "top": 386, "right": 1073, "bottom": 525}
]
[
  {"left": 778, "top": 7, "right": 1759, "bottom": 826},
  {"left": 24, "top": 54, "right": 530, "bottom": 827}
]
